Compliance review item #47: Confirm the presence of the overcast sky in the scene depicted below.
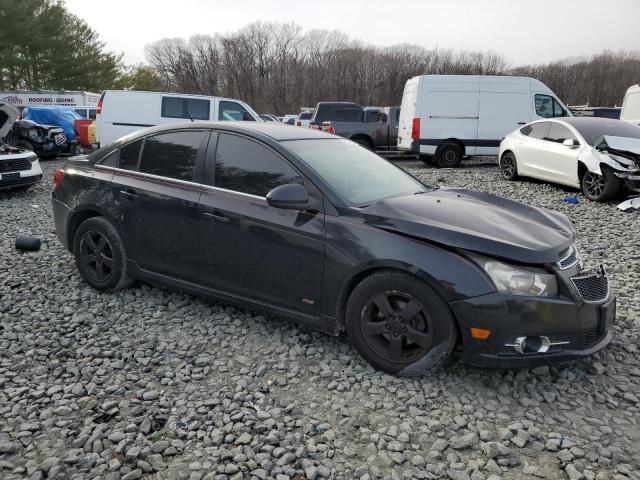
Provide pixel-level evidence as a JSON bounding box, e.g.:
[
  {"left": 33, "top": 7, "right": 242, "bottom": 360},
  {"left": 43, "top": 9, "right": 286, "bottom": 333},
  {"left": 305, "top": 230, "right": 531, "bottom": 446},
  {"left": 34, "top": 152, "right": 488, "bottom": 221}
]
[{"left": 65, "top": 0, "right": 639, "bottom": 66}]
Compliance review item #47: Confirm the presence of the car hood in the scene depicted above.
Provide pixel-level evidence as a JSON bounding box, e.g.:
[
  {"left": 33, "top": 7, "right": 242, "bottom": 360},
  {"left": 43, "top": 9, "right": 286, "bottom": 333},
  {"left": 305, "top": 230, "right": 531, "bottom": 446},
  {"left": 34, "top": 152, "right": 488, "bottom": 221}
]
[
  {"left": 0, "top": 101, "right": 19, "bottom": 140},
  {"left": 602, "top": 135, "right": 640, "bottom": 154},
  {"left": 361, "top": 188, "right": 574, "bottom": 264}
]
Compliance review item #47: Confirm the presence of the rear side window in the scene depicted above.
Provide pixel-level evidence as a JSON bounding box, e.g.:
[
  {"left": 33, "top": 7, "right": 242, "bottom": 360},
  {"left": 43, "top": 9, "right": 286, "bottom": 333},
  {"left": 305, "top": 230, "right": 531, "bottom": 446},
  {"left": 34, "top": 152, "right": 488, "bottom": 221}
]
[
  {"left": 119, "top": 139, "right": 143, "bottom": 170},
  {"left": 524, "top": 122, "right": 550, "bottom": 140},
  {"left": 364, "top": 110, "right": 379, "bottom": 123},
  {"left": 161, "top": 97, "right": 210, "bottom": 120},
  {"left": 546, "top": 123, "right": 578, "bottom": 143},
  {"left": 218, "top": 101, "right": 255, "bottom": 121},
  {"left": 213, "top": 133, "right": 302, "bottom": 196},
  {"left": 139, "top": 131, "right": 204, "bottom": 181}
]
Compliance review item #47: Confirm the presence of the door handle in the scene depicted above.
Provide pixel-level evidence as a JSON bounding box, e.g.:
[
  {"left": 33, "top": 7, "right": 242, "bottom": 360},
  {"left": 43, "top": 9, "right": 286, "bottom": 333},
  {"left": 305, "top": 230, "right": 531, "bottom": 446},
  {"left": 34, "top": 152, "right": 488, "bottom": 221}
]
[
  {"left": 517, "top": 122, "right": 526, "bottom": 125},
  {"left": 203, "top": 212, "right": 229, "bottom": 223},
  {"left": 119, "top": 189, "right": 138, "bottom": 200}
]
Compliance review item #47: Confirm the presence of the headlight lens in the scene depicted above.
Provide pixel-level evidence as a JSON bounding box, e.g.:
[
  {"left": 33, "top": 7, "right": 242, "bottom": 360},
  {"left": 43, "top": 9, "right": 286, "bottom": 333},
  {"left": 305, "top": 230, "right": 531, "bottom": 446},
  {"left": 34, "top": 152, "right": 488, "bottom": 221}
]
[{"left": 468, "top": 253, "right": 558, "bottom": 297}]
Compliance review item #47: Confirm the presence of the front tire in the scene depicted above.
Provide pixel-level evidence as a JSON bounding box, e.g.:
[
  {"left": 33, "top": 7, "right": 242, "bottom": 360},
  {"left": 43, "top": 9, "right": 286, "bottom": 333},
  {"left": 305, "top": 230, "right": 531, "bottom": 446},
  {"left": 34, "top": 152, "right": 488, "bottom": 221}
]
[
  {"left": 500, "top": 152, "right": 518, "bottom": 180},
  {"left": 73, "top": 217, "right": 132, "bottom": 291},
  {"left": 346, "top": 271, "right": 457, "bottom": 376},
  {"left": 435, "top": 142, "right": 463, "bottom": 168},
  {"left": 581, "top": 167, "right": 621, "bottom": 202}
]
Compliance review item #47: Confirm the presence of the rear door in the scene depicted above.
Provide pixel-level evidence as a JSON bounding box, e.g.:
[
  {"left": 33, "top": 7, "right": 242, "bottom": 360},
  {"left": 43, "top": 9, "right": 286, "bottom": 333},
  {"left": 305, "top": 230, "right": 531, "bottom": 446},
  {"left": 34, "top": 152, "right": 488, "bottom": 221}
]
[
  {"left": 516, "top": 122, "right": 550, "bottom": 176},
  {"left": 477, "top": 81, "right": 530, "bottom": 155},
  {"left": 537, "top": 122, "right": 581, "bottom": 186},
  {"left": 110, "top": 130, "right": 209, "bottom": 282}
]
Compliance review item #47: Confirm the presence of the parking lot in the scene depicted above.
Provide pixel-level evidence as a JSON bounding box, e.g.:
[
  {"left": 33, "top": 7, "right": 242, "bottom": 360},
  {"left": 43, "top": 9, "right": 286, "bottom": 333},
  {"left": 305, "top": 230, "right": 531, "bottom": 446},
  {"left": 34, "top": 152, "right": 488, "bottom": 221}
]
[{"left": 1, "top": 158, "right": 639, "bottom": 480}]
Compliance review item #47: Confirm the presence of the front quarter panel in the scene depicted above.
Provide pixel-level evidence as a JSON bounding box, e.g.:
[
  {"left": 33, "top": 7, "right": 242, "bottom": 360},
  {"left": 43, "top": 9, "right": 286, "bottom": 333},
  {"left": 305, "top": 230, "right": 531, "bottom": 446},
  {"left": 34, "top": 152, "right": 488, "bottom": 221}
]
[{"left": 322, "top": 212, "right": 496, "bottom": 321}]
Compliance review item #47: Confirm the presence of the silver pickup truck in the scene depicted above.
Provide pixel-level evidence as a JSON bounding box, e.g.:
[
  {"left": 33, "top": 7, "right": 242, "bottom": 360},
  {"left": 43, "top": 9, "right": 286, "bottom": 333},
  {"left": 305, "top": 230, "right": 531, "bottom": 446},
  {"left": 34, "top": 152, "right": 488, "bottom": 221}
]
[{"left": 310, "top": 102, "right": 400, "bottom": 150}]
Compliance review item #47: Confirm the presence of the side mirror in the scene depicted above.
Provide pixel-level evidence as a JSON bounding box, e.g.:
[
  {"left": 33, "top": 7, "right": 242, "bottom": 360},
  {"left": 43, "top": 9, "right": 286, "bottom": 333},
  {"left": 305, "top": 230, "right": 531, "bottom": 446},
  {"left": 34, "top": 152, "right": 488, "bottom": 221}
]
[
  {"left": 562, "top": 138, "right": 579, "bottom": 148},
  {"left": 266, "top": 183, "right": 309, "bottom": 210}
]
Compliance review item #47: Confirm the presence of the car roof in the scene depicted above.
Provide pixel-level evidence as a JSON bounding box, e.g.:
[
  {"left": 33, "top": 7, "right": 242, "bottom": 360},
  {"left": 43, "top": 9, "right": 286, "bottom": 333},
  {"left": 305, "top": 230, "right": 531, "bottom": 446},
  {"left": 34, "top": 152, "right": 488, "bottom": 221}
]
[
  {"left": 113, "top": 121, "right": 338, "bottom": 144},
  {"left": 550, "top": 117, "right": 626, "bottom": 128}
]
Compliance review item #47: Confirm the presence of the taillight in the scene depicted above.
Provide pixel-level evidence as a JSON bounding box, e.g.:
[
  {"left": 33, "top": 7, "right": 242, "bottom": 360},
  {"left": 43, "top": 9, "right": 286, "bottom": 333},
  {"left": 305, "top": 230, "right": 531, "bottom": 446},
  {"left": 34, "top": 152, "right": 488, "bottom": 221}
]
[
  {"left": 327, "top": 126, "right": 336, "bottom": 135},
  {"left": 295, "top": 120, "right": 301, "bottom": 127},
  {"left": 96, "top": 92, "right": 105, "bottom": 114},
  {"left": 411, "top": 117, "right": 420, "bottom": 140},
  {"left": 53, "top": 168, "right": 65, "bottom": 189}
]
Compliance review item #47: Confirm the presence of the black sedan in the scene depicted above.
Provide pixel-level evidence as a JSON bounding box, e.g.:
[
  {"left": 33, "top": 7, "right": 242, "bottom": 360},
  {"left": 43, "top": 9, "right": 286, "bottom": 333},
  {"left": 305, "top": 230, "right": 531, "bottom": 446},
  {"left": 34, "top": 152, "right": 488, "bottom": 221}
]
[{"left": 51, "top": 122, "right": 615, "bottom": 374}]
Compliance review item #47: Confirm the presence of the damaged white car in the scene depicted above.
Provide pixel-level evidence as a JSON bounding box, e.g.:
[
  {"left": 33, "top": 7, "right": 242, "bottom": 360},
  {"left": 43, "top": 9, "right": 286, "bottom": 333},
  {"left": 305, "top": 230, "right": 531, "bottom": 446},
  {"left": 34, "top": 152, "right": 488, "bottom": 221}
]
[
  {"left": 0, "top": 102, "right": 43, "bottom": 191},
  {"left": 499, "top": 117, "right": 640, "bottom": 201}
]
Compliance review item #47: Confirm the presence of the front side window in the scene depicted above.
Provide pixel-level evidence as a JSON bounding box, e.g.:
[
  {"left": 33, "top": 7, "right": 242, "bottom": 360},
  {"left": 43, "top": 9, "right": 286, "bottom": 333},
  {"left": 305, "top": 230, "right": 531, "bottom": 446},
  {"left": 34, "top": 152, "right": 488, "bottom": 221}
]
[
  {"left": 139, "top": 131, "right": 204, "bottom": 181},
  {"left": 161, "top": 97, "right": 210, "bottom": 120},
  {"left": 535, "top": 94, "right": 567, "bottom": 118},
  {"left": 119, "top": 139, "right": 143, "bottom": 170},
  {"left": 218, "top": 101, "right": 255, "bottom": 121},
  {"left": 214, "top": 133, "right": 302, "bottom": 196},
  {"left": 546, "top": 123, "right": 578, "bottom": 144},
  {"left": 286, "top": 138, "right": 427, "bottom": 206}
]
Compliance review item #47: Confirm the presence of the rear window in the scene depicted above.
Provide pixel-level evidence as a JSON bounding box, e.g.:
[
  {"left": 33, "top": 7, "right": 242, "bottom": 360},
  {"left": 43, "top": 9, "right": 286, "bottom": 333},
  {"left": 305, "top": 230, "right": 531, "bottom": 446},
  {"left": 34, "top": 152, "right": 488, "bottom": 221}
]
[
  {"left": 313, "top": 105, "right": 362, "bottom": 124},
  {"left": 299, "top": 112, "right": 312, "bottom": 120},
  {"left": 119, "top": 139, "right": 143, "bottom": 170},
  {"left": 161, "top": 96, "right": 210, "bottom": 120}
]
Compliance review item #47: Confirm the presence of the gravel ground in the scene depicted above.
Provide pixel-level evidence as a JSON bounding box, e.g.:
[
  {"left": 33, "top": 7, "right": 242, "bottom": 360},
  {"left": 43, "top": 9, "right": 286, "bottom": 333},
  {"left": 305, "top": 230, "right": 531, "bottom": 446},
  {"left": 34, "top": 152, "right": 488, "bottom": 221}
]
[{"left": 1, "top": 157, "right": 639, "bottom": 480}]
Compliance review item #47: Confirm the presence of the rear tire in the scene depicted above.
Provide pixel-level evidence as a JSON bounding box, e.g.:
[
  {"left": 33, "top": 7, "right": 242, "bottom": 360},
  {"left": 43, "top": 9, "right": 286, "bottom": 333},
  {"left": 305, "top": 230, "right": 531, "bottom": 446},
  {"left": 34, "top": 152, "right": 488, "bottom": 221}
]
[
  {"left": 500, "top": 152, "right": 518, "bottom": 180},
  {"left": 346, "top": 270, "right": 457, "bottom": 376},
  {"left": 435, "top": 142, "right": 463, "bottom": 168},
  {"left": 73, "top": 217, "right": 132, "bottom": 292},
  {"left": 581, "top": 167, "right": 621, "bottom": 202}
]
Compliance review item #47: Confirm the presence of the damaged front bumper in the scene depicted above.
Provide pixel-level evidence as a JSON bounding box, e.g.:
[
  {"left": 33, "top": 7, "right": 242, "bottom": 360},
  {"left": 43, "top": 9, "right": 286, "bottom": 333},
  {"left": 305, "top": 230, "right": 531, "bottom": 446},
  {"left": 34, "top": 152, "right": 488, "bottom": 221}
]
[{"left": 451, "top": 264, "right": 615, "bottom": 369}]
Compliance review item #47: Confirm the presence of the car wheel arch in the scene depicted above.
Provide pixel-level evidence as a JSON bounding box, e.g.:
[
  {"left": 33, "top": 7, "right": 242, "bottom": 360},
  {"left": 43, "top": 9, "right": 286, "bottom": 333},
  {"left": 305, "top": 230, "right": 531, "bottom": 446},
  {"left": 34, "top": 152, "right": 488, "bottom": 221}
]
[
  {"left": 437, "top": 139, "right": 465, "bottom": 155},
  {"left": 335, "top": 262, "right": 459, "bottom": 328},
  {"left": 350, "top": 134, "right": 374, "bottom": 149},
  {"left": 67, "top": 207, "right": 120, "bottom": 254}
]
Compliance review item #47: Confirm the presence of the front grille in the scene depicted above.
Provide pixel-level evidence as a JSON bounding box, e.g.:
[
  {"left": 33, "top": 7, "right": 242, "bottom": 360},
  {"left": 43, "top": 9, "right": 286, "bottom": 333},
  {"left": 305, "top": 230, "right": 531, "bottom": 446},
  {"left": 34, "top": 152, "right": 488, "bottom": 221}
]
[
  {"left": 583, "top": 327, "right": 606, "bottom": 349},
  {"left": 54, "top": 133, "right": 66, "bottom": 145},
  {"left": 558, "top": 245, "right": 580, "bottom": 270},
  {"left": 572, "top": 273, "right": 609, "bottom": 303},
  {"left": 0, "top": 158, "right": 31, "bottom": 173}
]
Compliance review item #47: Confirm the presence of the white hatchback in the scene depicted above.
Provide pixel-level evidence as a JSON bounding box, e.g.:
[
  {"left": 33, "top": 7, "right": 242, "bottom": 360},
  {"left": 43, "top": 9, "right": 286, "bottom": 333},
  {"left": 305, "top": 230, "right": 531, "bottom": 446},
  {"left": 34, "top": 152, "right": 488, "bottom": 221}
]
[
  {"left": 499, "top": 117, "right": 640, "bottom": 201},
  {"left": 1, "top": 102, "right": 43, "bottom": 191}
]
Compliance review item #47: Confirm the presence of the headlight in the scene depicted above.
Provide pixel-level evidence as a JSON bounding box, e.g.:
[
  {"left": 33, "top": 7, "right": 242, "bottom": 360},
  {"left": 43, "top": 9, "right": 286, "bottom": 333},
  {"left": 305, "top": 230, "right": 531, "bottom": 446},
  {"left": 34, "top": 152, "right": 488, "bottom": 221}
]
[{"left": 468, "top": 253, "right": 558, "bottom": 297}]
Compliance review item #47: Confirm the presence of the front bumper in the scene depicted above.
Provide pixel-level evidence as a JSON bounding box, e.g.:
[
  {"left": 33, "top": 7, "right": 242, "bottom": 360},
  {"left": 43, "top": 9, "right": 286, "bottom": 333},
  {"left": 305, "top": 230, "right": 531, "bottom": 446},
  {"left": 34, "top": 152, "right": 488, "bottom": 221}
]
[
  {"left": 451, "top": 272, "right": 615, "bottom": 369},
  {"left": 0, "top": 162, "right": 43, "bottom": 190}
]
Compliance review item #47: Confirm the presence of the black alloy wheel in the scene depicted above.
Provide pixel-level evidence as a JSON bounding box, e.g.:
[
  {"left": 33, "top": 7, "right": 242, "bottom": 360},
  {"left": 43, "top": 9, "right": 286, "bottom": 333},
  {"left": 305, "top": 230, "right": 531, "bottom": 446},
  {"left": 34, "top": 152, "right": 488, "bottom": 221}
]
[
  {"left": 581, "top": 167, "right": 621, "bottom": 202},
  {"left": 500, "top": 152, "right": 518, "bottom": 180},
  {"left": 346, "top": 270, "right": 457, "bottom": 375},
  {"left": 73, "top": 217, "right": 132, "bottom": 291},
  {"left": 78, "top": 230, "right": 115, "bottom": 283},
  {"left": 360, "top": 290, "right": 433, "bottom": 364}
]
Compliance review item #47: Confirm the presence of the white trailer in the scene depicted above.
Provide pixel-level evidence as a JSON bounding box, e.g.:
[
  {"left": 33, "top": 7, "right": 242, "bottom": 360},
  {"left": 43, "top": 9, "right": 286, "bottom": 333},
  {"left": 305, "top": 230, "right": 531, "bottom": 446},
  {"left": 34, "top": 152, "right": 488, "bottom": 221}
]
[{"left": 0, "top": 90, "right": 100, "bottom": 110}]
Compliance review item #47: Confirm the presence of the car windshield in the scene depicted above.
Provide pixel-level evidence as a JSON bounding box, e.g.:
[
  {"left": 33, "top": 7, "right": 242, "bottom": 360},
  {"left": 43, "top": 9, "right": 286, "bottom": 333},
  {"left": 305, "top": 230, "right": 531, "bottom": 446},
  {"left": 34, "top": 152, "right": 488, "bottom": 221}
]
[
  {"left": 572, "top": 120, "right": 640, "bottom": 146},
  {"left": 286, "top": 138, "right": 429, "bottom": 206},
  {"left": 299, "top": 112, "right": 312, "bottom": 120}
]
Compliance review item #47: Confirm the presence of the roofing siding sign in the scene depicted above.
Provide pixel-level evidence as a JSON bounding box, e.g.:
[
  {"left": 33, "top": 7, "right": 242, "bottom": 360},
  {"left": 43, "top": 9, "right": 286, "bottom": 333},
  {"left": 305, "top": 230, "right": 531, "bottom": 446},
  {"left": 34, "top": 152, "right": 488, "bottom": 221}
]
[{"left": 0, "top": 92, "right": 100, "bottom": 107}]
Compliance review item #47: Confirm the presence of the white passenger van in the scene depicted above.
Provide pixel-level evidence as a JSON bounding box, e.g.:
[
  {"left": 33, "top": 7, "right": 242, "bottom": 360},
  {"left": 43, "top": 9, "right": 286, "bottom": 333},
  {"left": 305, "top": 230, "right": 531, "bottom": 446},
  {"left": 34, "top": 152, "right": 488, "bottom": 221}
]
[
  {"left": 96, "top": 90, "right": 261, "bottom": 146},
  {"left": 621, "top": 84, "right": 640, "bottom": 126},
  {"left": 397, "top": 75, "right": 570, "bottom": 167}
]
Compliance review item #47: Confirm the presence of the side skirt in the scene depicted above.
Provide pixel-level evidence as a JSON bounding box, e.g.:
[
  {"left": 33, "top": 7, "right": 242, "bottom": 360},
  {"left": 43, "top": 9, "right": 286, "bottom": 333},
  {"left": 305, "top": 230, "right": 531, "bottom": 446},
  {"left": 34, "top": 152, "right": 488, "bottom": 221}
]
[{"left": 127, "top": 261, "right": 341, "bottom": 336}]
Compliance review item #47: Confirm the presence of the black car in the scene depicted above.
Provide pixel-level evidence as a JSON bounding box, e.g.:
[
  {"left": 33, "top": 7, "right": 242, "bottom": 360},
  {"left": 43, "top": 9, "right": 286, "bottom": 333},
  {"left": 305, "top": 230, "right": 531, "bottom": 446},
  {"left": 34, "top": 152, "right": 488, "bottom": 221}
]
[{"left": 52, "top": 122, "right": 615, "bottom": 374}]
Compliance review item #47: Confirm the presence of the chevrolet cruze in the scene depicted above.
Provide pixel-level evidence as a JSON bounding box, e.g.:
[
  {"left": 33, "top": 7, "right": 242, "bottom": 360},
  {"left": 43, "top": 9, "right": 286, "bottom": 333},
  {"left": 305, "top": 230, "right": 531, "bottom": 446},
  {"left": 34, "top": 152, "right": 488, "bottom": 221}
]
[{"left": 52, "top": 123, "right": 615, "bottom": 375}]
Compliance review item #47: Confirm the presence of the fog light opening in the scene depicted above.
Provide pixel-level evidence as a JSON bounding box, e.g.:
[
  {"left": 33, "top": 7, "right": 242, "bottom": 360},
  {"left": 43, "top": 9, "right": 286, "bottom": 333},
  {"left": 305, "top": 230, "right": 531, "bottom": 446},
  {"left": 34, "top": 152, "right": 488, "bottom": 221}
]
[{"left": 509, "top": 336, "right": 552, "bottom": 354}]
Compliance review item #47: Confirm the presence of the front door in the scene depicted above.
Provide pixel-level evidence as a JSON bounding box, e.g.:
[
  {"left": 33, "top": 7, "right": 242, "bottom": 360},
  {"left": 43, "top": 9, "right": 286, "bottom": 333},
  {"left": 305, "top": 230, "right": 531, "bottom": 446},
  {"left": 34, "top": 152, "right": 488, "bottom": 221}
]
[
  {"left": 516, "top": 121, "right": 550, "bottom": 176},
  {"left": 111, "top": 130, "right": 208, "bottom": 282},
  {"left": 537, "top": 122, "right": 581, "bottom": 186},
  {"left": 198, "top": 132, "right": 325, "bottom": 316}
]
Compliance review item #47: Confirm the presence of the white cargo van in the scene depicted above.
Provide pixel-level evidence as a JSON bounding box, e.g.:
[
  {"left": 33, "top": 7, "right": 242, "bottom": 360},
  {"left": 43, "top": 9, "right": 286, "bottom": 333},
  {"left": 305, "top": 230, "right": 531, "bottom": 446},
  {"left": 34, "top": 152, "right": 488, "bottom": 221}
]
[
  {"left": 96, "top": 90, "right": 261, "bottom": 146},
  {"left": 397, "top": 75, "right": 570, "bottom": 167},
  {"left": 620, "top": 84, "right": 640, "bottom": 126}
]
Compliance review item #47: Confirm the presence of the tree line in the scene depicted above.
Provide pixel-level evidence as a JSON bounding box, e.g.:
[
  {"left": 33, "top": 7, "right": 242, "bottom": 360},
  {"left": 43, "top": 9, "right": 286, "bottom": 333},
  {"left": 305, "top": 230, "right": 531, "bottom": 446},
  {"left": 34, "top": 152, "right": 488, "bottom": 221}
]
[{"left": 1, "top": 1, "right": 637, "bottom": 113}]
